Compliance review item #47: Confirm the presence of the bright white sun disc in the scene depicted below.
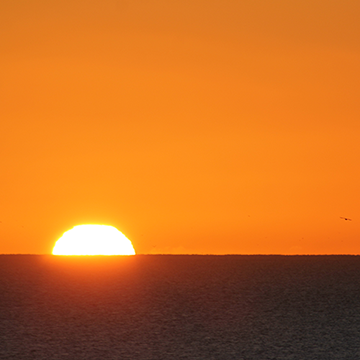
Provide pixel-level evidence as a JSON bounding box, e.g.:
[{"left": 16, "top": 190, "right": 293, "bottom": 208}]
[{"left": 52, "top": 225, "right": 136, "bottom": 255}]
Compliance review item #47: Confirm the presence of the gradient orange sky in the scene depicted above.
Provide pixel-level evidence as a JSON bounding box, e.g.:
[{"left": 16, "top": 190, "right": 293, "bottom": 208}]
[{"left": 1, "top": 0, "right": 359, "bottom": 254}]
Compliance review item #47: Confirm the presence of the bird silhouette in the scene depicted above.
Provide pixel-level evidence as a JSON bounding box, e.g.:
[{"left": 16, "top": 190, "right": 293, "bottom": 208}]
[{"left": 340, "top": 217, "right": 352, "bottom": 221}]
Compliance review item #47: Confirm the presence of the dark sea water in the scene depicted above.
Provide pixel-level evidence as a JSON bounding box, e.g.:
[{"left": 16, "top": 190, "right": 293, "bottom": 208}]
[{"left": 1, "top": 255, "right": 360, "bottom": 359}]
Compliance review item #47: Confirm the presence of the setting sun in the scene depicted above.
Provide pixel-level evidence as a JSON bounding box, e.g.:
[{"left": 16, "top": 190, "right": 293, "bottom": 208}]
[{"left": 52, "top": 225, "right": 136, "bottom": 255}]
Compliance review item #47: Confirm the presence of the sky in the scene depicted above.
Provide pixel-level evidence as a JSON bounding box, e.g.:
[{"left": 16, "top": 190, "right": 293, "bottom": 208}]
[{"left": 1, "top": 0, "right": 359, "bottom": 255}]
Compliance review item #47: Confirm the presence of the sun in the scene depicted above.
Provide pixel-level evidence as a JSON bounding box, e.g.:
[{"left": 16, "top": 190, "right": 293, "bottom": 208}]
[{"left": 52, "top": 225, "right": 136, "bottom": 255}]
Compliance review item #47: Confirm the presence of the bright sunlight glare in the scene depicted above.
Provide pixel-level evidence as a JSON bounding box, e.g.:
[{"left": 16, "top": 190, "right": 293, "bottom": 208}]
[{"left": 52, "top": 225, "right": 136, "bottom": 255}]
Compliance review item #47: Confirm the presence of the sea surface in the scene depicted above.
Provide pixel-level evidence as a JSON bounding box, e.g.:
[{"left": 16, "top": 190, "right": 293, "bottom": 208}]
[{"left": 1, "top": 255, "right": 360, "bottom": 359}]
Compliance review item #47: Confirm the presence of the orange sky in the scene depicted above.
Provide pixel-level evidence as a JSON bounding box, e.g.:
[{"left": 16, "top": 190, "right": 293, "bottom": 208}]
[{"left": 1, "top": 0, "right": 359, "bottom": 254}]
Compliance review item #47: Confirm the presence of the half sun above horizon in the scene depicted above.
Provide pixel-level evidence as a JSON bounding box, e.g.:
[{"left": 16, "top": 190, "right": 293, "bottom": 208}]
[{"left": 52, "top": 225, "right": 136, "bottom": 255}]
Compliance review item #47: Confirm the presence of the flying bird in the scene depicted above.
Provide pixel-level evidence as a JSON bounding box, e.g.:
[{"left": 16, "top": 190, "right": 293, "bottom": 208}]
[{"left": 340, "top": 217, "right": 352, "bottom": 221}]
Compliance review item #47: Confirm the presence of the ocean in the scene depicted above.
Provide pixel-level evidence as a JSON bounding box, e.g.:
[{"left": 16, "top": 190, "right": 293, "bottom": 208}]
[{"left": 1, "top": 255, "right": 360, "bottom": 359}]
